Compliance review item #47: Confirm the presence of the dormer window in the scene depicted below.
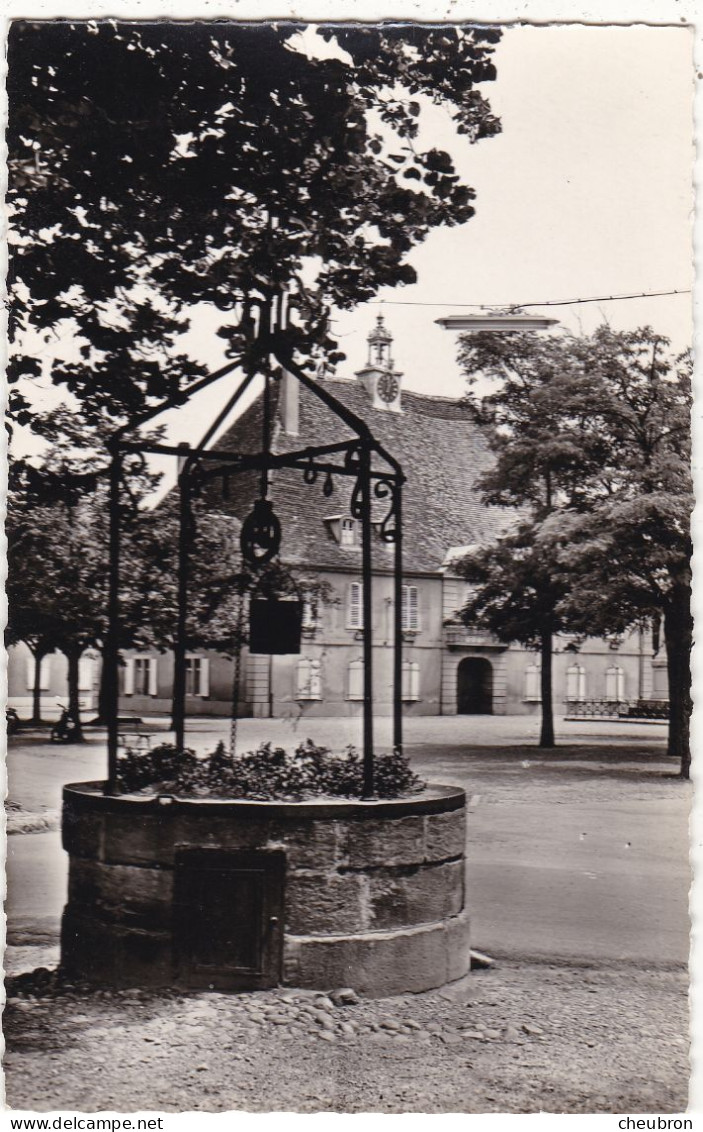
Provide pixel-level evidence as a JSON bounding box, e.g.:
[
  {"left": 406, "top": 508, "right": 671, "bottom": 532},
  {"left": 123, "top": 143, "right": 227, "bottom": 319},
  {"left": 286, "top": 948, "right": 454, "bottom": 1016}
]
[
  {"left": 323, "top": 515, "right": 360, "bottom": 547},
  {"left": 340, "top": 518, "right": 356, "bottom": 546}
]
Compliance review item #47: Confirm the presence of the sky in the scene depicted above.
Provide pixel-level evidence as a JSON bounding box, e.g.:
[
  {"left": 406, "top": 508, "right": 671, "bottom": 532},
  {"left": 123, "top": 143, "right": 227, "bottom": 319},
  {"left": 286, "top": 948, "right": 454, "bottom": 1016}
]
[
  {"left": 14, "top": 21, "right": 695, "bottom": 468},
  {"left": 166, "top": 21, "right": 694, "bottom": 456}
]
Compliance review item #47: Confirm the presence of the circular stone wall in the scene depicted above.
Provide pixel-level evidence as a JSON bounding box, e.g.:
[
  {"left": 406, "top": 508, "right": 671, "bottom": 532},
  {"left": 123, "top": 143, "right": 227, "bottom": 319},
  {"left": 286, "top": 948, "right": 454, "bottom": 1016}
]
[{"left": 61, "top": 782, "right": 470, "bottom": 997}]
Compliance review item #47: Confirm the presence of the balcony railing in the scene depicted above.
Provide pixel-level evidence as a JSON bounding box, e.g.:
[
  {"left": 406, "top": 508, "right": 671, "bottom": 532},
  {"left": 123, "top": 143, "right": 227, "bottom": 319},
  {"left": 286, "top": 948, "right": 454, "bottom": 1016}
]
[
  {"left": 566, "top": 699, "right": 669, "bottom": 720},
  {"left": 444, "top": 624, "right": 501, "bottom": 648}
]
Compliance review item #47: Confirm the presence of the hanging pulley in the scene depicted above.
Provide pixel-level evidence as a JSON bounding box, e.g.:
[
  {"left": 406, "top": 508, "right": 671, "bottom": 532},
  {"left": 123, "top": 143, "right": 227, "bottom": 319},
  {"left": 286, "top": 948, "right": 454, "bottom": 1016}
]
[{"left": 240, "top": 498, "right": 282, "bottom": 567}]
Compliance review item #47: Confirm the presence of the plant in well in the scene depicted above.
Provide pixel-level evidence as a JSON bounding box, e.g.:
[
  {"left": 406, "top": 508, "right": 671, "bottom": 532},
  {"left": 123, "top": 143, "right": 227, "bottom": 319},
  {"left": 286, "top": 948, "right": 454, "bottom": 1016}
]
[{"left": 115, "top": 738, "right": 424, "bottom": 800}]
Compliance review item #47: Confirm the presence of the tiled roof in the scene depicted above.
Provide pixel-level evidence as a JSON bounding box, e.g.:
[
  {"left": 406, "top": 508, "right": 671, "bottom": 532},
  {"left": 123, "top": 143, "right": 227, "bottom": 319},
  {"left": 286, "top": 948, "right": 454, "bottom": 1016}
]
[{"left": 209, "top": 376, "right": 509, "bottom": 574}]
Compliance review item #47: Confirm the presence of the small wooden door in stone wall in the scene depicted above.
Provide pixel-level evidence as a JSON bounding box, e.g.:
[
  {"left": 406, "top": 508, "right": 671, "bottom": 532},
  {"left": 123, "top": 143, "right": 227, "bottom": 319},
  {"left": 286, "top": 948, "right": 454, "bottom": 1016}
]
[{"left": 173, "top": 849, "right": 285, "bottom": 990}]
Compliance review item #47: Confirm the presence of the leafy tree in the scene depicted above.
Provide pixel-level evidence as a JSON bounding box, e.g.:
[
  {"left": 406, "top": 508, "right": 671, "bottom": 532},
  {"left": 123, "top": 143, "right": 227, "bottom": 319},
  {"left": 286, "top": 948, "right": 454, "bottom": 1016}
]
[
  {"left": 457, "top": 325, "right": 692, "bottom": 771},
  {"left": 456, "top": 326, "right": 609, "bottom": 746},
  {"left": 8, "top": 21, "right": 502, "bottom": 435},
  {"left": 537, "top": 328, "right": 692, "bottom": 776},
  {"left": 459, "top": 525, "right": 571, "bottom": 748}
]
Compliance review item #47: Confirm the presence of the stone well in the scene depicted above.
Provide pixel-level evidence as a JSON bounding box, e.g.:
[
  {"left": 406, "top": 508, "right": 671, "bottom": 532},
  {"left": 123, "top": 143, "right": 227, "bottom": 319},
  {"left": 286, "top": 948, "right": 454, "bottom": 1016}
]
[{"left": 61, "top": 782, "right": 470, "bottom": 997}]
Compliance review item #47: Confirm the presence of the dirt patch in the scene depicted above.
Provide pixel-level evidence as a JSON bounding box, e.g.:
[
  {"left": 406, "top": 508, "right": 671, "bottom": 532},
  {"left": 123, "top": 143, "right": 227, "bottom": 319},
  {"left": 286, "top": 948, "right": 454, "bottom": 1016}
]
[{"left": 4, "top": 961, "right": 688, "bottom": 1114}]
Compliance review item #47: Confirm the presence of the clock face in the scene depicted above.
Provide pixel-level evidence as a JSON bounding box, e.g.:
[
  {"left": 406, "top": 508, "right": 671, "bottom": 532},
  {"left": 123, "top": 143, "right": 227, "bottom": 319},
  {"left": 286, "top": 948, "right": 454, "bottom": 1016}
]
[{"left": 377, "top": 373, "right": 399, "bottom": 403}]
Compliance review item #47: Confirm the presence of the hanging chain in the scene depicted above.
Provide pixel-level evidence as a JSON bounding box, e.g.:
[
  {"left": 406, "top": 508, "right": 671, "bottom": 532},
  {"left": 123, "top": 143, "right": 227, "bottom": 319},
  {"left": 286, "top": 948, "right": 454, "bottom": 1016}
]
[{"left": 229, "top": 580, "right": 248, "bottom": 758}]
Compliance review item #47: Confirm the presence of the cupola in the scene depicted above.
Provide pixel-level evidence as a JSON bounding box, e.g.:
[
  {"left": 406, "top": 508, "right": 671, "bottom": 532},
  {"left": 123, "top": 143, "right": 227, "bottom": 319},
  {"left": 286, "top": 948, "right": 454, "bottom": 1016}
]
[{"left": 355, "top": 315, "right": 403, "bottom": 412}]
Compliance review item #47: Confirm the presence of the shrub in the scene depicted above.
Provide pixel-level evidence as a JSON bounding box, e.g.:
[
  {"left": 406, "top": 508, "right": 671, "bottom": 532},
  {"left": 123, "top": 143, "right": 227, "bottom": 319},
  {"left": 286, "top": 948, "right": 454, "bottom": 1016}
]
[{"left": 115, "top": 738, "right": 424, "bottom": 800}]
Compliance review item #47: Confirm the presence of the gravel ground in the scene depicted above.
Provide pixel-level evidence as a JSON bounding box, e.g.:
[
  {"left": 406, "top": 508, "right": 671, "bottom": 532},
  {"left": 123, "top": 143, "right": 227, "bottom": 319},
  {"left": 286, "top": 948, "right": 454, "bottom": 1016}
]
[{"left": 4, "top": 961, "right": 688, "bottom": 1114}]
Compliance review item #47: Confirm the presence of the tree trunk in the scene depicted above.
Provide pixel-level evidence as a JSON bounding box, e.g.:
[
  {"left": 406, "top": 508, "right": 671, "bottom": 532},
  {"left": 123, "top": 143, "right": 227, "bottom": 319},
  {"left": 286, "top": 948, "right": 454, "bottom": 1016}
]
[
  {"left": 65, "top": 648, "right": 85, "bottom": 742},
  {"left": 539, "top": 626, "right": 555, "bottom": 748},
  {"left": 30, "top": 650, "right": 44, "bottom": 724},
  {"left": 663, "top": 579, "right": 692, "bottom": 778}
]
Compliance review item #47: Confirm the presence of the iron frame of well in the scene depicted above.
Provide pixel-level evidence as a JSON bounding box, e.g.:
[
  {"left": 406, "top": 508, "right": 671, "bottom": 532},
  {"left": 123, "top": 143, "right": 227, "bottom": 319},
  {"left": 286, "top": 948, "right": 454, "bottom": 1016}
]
[{"left": 103, "top": 293, "right": 406, "bottom": 799}]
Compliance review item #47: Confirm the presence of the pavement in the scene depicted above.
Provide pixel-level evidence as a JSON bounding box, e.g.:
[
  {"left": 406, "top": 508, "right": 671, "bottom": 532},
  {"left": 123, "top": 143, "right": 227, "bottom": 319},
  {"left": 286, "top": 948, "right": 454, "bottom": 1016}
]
[{"left": 5, "top": 713, "right": 690, "bottom": 970}]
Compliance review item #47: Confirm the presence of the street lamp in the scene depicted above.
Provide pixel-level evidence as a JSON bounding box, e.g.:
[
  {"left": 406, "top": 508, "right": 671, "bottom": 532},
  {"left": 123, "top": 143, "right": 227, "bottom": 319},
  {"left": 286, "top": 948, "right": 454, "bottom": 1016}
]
[{"left": 435, "top": 312, "right": 559, "bottom": 332}]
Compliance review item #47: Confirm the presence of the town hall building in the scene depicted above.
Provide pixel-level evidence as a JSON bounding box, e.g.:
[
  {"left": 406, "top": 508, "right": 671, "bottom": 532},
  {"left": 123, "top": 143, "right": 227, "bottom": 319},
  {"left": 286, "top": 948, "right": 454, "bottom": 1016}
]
[{"left": 7, "top": 318, "right": 667, "bottom": 724}]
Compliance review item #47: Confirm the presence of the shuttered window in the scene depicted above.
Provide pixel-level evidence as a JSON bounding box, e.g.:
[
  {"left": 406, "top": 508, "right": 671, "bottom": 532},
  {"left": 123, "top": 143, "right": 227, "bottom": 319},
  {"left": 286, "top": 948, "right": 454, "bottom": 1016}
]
[
  {"left": 605, "top": 665, "right": 625, "bottom": 701},
  {"left": 566, "top": 664, "right": 587, "bottom": 701},
  {"left": 186, "top": 656, "right": 210, "bottom": 697},
  {"left": 348, "top": 582, "right": 363, "bottom": 629},
  {"left": 348, "top": 659, "right": 364, "bottom": 700},
  {"left": 78, "top": 655, "right": 95, "bottom": 692},
  {"left": 401, "top": 585, "right": 420, "bottom": 632},
  {"left": 402, "top": 660, "right": 420, "bottom": 701},
  {"left": 124, "top": 657, "right": 158, "bottom": 696},
  {"left": 524, "top": 664, "right": 541, "bottom": 702},
  {"left": 296, "top": 658, "right": 322, "bottom": 700},
  {"left": 302, "top": 596, "right": 322, "bottom": 630}
]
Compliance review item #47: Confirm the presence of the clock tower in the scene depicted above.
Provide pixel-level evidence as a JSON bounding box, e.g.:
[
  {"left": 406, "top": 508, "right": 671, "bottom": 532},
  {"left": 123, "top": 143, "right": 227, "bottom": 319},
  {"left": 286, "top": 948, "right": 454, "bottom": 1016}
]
[{"left": 355, "top": 315, "right": 403, "bottom": 412}]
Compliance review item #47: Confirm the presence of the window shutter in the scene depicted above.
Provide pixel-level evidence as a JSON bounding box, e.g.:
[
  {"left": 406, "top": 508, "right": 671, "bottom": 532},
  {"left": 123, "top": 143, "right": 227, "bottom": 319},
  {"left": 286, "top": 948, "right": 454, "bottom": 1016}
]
[
  {"left": 401, "top": 586, "right": 420, "bottom": 631},
  {"left": 199, "top": 657, "right": 210, "bottom": 697},
  {"left": 525, "top": 664, "right": 541, "bottom": 702},
  {"left": 566, "top": 664, "right": 579, "bottom": 701},
  {"left": 296, "top": 658, "right": 310, "bottom": 698},
  {"left": 410, "top": 662, "right": 420, "bottom": 701},
  {"left": 348, "top": 659, "right": 364, "bottom": 700},
  {"left": 348, "top": 583, "right": 363, "bottom": 629},
  {"left": 78, "top": 656, "right": 93, "bottom": 692},
  {"left": 606, "top": 665, "right": 624, "bottom": 701},
  {"left": 408, "top": 587, "right": 419, "bottom": 630},
  {"left": 578, "top": 667, "right": 587, "bottom": 700},
  {"left": 402, "top": 660, "right": 420, "bottom": 700},
  {"left": 310, "top": 660, "right": 322, "bottom": 699},
  {"left": 124, "top": 657, "right": 135, "bottom": 695},
  {"left": 148, "top": 658, "right": 158, "bottom": 697}
]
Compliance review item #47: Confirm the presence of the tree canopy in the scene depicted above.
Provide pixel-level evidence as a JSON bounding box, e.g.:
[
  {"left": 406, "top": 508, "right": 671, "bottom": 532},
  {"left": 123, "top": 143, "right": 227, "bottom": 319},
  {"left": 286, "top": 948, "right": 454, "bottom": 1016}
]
[{"left": 8, "top": 20, "right": 502, "bottom": 436}]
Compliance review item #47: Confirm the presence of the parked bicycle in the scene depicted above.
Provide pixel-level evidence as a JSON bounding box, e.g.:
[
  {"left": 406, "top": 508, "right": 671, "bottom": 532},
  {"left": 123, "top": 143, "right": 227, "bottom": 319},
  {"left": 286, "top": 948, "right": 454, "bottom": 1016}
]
[{"left": 50, "top": 703, "right": 80, "bottom": 743}]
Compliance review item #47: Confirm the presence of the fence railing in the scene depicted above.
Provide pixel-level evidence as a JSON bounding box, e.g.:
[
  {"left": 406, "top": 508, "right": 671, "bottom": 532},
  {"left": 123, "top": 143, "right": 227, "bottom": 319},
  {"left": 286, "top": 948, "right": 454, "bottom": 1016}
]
[
  {"left": 565, "top": 698, "right": 669, "bottom": 720},
  {"left": 444, "top": 625, "right": 500, "bottom": 647}
]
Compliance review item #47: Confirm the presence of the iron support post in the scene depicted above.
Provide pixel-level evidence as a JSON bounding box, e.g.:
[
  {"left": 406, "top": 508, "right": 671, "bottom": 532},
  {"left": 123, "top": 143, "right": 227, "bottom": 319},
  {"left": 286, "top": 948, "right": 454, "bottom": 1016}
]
[
  {"left": 105, "top": 446, "right": 123, "bottom": 793},
  {"left": 393, "top": 478, "right": 403, "bottom": 754},
  {"left": 173, "top": 459, "right": 191, "bottom": 751},
  {"left": 360, "top": 444, "right": 374, "bottom": 798}
]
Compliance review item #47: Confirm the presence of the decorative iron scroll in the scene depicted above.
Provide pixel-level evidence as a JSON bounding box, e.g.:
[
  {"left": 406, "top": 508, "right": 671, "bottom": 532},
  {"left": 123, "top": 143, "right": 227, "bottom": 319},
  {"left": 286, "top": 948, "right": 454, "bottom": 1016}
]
[
  {"left": 240, "top": 498, "right": 282, "bottom": 567},
  {"left": 343, "top": 443, "right": 365, "bottom": 520},
  {"left": 374, "top": 476, "right": 399, "bottom": 543}
]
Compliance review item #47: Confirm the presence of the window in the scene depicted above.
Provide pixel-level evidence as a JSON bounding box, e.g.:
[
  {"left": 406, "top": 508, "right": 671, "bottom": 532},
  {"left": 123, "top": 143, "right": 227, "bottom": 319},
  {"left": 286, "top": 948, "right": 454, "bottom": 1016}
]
[
  {"left": 124, "top": 656, "right": 158, "bottom": 697},
  {"left": 348, "top": 658, "right": 364, "bottom": 700},
  {"left": 79, "top": 654, "right": 96, "bottom": 692},
  {"left": 401, "top": 585, "right": 420, "bottom": 632},
  {"left": 348, "top": 582, "right": 364, "bottom": 629},
  {"left": 566, "top": 663, "right": 587, "bottom": 702},
  {"left": 402, "top": 660, "right": 420, "bottom": 701},
  {"left": 524, "top": 663, "right": 541, "bottom": 702},
  {"left": 340, "top": 518, "right": 356, "bottom": 547},
  {"left": 185, "top": 656, "right": 210, "bottom": 697},
  {"left": 25, "top": 656, "right": 50, "bottom": 691},
  {"left": 296, "top": 658, "right": 322, "bottom": 700},
  {"left": 302, "top": 595, "right": 322, "bottom": 631},
  {"left": 605, "top": 665, "right": 625, "bottom": 702}
]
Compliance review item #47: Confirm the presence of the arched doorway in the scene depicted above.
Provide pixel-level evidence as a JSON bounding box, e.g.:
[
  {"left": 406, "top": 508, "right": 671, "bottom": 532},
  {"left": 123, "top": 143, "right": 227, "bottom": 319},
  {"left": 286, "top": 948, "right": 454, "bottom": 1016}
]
[{"left": 457, "top": 657, "right": 493, "bottom": 714}]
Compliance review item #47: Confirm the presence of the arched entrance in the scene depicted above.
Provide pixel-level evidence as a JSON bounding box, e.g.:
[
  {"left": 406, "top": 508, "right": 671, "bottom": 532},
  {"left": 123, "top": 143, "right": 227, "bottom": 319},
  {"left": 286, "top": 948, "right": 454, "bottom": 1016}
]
[{"left": 456, "top": 657, "right": 493, "bottom": 715}]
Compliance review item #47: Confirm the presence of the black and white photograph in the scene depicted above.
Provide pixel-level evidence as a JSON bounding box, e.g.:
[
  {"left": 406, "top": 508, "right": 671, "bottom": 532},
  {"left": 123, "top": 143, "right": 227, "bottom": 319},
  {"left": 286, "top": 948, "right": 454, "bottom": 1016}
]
[{"left": 3, "top": 5, "right": 695, "bottom": 1119}]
